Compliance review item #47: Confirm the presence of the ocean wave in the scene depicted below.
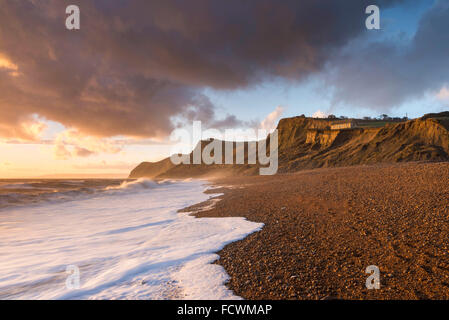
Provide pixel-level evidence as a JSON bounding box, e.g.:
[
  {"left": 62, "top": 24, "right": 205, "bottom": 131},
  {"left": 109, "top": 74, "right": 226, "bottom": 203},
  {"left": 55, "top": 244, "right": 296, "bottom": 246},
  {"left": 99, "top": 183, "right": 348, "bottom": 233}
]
[
  {"left": 0, "top": 183, "right": 35, "bottom": 190},
  {"left": 104, "top": 178, "right": 183, "bottom": 192},
  {"left": 0, "top": 179, "right": 125, "bottom": 210},
  {"left": 105, "top": 178, "right": 159, "bottom": 191},
  {"left": 0, "top": 180, "right": 263, "bottom": 299},
  {"left": 0, "top": 178, "right": 194, "bottom": 210}
]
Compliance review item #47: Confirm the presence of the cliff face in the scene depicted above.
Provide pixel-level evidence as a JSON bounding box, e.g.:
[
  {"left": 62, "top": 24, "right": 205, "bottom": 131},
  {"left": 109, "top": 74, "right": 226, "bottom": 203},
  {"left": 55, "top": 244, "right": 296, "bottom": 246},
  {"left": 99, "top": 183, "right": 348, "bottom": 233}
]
[
  {"left": 277, "top": 116, "right": 330, "bottom": 148},
  {"left": 305, "top": 129, "right": 341, "bottom": 148},
  {"left": 278, "top": 115, "right": 449, "bottom": 172},
  {"left": 129, "top": 158, "right": 175, "bottom": 179},
  {"left": 129, "top": 112, "right": 449, "bottom": 179}
]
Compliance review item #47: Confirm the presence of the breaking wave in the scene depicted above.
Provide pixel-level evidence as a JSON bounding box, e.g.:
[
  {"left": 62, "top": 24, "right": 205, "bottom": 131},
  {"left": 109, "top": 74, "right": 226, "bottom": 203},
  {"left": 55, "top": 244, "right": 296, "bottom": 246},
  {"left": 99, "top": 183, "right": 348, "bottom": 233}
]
[
  {"left": 0, "top": 180, "right": 263, "bottom": 299},
  {"left": 105, "top": 178, "right": 160, "bottom": 191}
]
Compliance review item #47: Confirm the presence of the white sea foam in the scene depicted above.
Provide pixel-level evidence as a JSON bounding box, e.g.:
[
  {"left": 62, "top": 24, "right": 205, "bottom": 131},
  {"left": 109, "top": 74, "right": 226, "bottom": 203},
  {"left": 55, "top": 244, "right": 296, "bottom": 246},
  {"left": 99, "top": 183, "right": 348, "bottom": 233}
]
[
  {"left": 104, "top": 178, "right": 160, "bottom": 191},
  {"left": 0, "top": 183, "right": 35, "bottom": 189},
  {"left": 0, "top": 180, "right": 263, "bottom": 300}
]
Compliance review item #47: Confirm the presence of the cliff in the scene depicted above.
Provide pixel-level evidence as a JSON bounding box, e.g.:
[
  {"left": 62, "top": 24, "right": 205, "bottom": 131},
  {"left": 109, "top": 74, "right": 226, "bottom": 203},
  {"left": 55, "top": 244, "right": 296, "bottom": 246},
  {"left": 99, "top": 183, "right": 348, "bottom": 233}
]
[{"left": 129, "top": 112, "right": 449, "bottom": 178}]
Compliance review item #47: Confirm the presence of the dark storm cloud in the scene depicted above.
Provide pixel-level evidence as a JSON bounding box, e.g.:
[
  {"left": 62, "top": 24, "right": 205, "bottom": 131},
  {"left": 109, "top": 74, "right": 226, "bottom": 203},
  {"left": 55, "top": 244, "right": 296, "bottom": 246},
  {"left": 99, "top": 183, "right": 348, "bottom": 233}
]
[
  {"left": 0, "top": 0, "right": 406, "bottom": 139},
  {"left": 326, "top": 0, "right": 449, "bottom": 111}
]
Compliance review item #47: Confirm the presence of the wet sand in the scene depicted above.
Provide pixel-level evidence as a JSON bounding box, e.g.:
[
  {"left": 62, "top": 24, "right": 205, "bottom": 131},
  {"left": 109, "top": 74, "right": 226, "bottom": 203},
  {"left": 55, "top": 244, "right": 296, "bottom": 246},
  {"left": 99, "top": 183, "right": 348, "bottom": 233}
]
[{"left": 183, "top": 162, "right": 449, "bottom": 299}]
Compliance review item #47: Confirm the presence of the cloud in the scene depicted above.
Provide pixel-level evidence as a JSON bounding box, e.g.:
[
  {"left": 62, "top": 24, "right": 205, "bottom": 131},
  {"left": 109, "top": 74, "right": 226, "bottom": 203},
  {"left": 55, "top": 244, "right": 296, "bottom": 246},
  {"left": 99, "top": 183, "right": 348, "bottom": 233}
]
[
  {"left": 324, "top": 1, "right": 449, "bottom": 111},
  {"left": 260, "top": 106, "right": 284, "bottom": 131},
  {"left": 436, "top": 86, "right": 449, "bottom": 102},
  {"left": 312, "top": 110, "right": 328, "bottom": 118},
  {"left": 73, "top": 146, "right": 95, "bottom": 158},
  {"left": 72, "top": 161, "right": 133, "bottom": 170},
  {"left": 54, "top": 143, "right": 71, "bottom": 160},
  {"left": 0, "top": 55, "right": 17, "bottom": 70},
  {"left": 53, "top": 129, "right": 122, "bottom": 159},
  {"left": 0, "top": 117, "right": 47, "bottom": 141},
  {"left": 0, "top": 0, "right": 405, "bottom": 140},
  {"left": 0, "top": 53, "right": 19, "bottom": 77}
]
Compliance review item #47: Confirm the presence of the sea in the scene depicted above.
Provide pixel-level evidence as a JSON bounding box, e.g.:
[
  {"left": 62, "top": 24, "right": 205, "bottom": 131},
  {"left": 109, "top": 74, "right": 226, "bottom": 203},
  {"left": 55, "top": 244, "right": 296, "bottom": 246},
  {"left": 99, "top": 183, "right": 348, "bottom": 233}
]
[{"left": 0, "top": 179, "right": 263, "bottom": 299}]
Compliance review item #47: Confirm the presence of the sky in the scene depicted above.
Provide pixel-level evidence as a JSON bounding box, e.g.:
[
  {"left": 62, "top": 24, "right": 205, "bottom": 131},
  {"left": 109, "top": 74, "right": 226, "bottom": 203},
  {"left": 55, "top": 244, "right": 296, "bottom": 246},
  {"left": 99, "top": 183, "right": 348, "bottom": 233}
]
[{"left": 0, "top": 0, "right": 448, "bottom": 178}]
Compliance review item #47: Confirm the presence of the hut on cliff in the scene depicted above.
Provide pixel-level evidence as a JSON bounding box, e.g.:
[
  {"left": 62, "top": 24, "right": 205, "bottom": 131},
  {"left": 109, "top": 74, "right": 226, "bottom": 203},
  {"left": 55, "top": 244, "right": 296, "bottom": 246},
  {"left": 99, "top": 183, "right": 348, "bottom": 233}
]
[{"left": 330, "top": 120, "right": 357, "bottom": 130}]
